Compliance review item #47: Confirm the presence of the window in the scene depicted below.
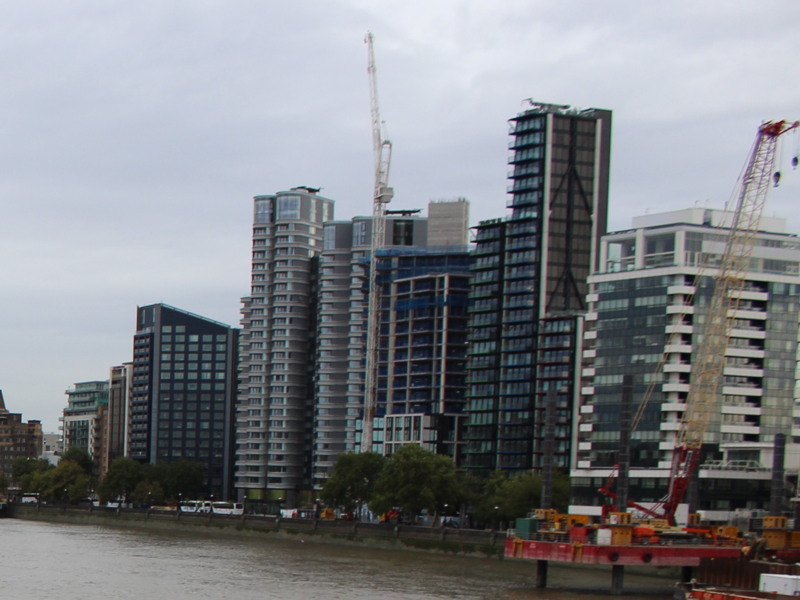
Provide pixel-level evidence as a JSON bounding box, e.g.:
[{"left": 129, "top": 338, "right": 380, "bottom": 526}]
[
  {"left": 254, "top": 198, "right": 272, "bottom": 224},
  {"left": 353, "top": 221, "right": 368, "bottom": 247},
  {"left": 324, "top": 225, "right": 336, "bottom": 250},
  {"left": 277, "top": 195, "right": 301, "bottom": 220},
  {"left": 392, "top": 220, "right": 414, "bottom": 246}
]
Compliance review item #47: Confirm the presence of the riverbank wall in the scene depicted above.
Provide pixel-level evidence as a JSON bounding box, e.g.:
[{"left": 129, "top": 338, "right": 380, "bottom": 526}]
[{"left": 7, "top": 503, "right": 506, "bottom": 558}]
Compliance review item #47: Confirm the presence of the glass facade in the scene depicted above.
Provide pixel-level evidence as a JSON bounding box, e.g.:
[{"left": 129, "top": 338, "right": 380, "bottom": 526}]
[
  {"left": 573, "top": 209, "right": 800, "bottom": 513},
  {"left": 463, "top": 103, "right": 611, "bottom": 475},
  {"left": 130, "top": 304, "right": 238, "bottom": 500}
]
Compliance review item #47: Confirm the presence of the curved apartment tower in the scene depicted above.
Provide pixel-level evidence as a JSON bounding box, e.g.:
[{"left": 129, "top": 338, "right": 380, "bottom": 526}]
[{"left": 236, "top": 187, "right": 334, "bottom": 508}]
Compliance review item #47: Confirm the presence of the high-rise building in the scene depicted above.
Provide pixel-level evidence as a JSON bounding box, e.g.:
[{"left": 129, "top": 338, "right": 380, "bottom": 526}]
[
  {"left": 0, "top": 391, "right": 42, "bottom": 485},
  {"left": 463, "top": 101, "right": 611, "bottom": 474},
  {"left": 100, "top": 363, "right": 132, "bottom": 477},
  {"left": 572, "top": 208, "right": 800, "bottom": 517},
  {"left": 311, "top": 201, "right": 470, "bottom": 488},
  {"left": 130, "top": 303, "right": 239, "bottom": 500},
  {"left": 375, "top": 259, "right": 471, "bottom": 459},
  {"left": 61, "top": 381, "right": 108, "bottom": 461},
  {"left": 236, "top": 187, "right": 334, "bottom": 508},
  {"left": 313, "top": 210, "right": 428, "bottom": 488}
]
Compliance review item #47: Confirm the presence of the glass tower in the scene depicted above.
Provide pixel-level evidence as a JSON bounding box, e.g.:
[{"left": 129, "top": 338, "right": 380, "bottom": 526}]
[{"left": 464, "top": 102, "right": 611, "bottom": 474}]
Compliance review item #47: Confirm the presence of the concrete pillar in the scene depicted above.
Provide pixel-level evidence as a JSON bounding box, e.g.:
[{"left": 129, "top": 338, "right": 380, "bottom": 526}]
[
  {"left": 536, "top": 560, "right": 548, "bottom": 588},
  {"left": 540, "top": 388, "right": 557, "bottom": 509},
  {"left": 770, "top": 433, "right": 787, "bottom": 515},
  {"left": 611, "top": 564, "right": 624, "bottom": 595},
  {"left": 617, "top": 376, "right": 633, "bottom": 512}
]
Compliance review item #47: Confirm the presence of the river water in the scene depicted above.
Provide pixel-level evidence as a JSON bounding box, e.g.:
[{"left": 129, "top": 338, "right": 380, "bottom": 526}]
[{"left": 0, "top": 519, "right": 674, "bottom": 599}]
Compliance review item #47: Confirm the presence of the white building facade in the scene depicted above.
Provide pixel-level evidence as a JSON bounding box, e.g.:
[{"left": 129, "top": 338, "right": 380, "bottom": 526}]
[{"left": 572, "top": 208, "right": 800, "bottom": 518}]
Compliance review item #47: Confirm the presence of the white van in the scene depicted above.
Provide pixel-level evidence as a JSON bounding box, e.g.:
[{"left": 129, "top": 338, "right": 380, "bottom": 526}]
[{"left": 211, "top": 501, "right": 244, "bottom": 515}]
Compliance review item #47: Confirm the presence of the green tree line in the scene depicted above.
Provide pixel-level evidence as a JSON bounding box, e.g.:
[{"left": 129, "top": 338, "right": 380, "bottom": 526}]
[
  {"left": 11, "top": 449, "right": 204, "bottom": 506},
  {"left": 320, "top": 445, "right": 569, "bottom": 526}
]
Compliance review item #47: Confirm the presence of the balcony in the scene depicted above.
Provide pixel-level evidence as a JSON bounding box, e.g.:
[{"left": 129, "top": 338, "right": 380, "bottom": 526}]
[
  {"left": 666, "top": 304, "right": 695, "bottom": 315},
  {"left": 665, "top": 324, "right": 693, "bottom": 335},
  {"left": 730, "top": 309, "right": 767, "bottom": 320},
  {"left": 728, "top": 289, "right": 768, "bottom": 302},
  {"left": 664, "top": 343, "right": 692, "bottom": 354},
  {"left": 719, "top": 424, "right": 760, "bottom": 436},
  {"left": 667, "top": 285, "right": 696, "bottom": 295},
  {"left": 662, "top": 382, "right": 690, "bottom": 393},
  {"left": 721, "top": 404, "right": 761, "bottom": 416},
  {"left": 721, "top": 385, "right": 763, "bottom": 397},
  {"left": 723, "top": 366, "right": 764, "bottom": 378},
  {"left": 725, "top": 347, "right": 765, "bottom": 359}
]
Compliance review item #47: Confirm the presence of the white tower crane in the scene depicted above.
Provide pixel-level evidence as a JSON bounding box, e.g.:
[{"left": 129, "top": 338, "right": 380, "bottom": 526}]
[{"left": 361, "top": 32, "right": 393, "bottom": 452}]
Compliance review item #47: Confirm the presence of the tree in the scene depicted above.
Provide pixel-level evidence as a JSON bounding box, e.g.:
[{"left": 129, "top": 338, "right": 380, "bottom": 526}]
[
  {"left": 320, "top": 452, "right": 385, "bottom": 513},
  {"left": 131, "top": 480, "right": 165, "bottom": 507},
  {"left": 469, "top": 470, "right": 508, "bottom": 525},
  {"left": 160, "top": 460, "right": 204, "bottom": 500},
  {"left": 13, "top": 457, "right": 54, "bottom": 493},
  {"left": 369, "top": 445, "right": 463, "bottom": 522},
  {"left": 61, "top": 447, "right": 95, "bottom": 476},
  {"left": 98, "top": 457, "right": 143, "bottom": 503},
  {"left": 12, "top": 457, "right": 53, "bottom": 482},
  {"left": 477, "top": 470, "right": 572, "bottom": 527},
  {"left": 492, "top": 472, "right": 540, "bottom": 524},
  {"left": 41, "top": 460, "right": 92, "bottom": 504}
]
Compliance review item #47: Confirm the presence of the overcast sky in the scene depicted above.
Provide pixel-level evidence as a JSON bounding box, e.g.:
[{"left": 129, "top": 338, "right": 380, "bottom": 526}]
[{"left": 1, "top": 1, "right": 799, "bottom": 431}]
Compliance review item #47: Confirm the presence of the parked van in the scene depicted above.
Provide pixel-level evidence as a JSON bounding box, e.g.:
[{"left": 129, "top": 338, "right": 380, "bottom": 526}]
[
  {"left": 179, "top": 500, "right": 209, "bottom": 513},
  {"left": 211, "top": 502, "right": 244, "bottom": 515}
]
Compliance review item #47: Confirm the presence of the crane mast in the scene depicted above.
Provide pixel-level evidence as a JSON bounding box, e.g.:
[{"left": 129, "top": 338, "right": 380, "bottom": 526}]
[
  {"left": 361, "top": 32, "right": 393, "bottom": 452},
  {"left": 659, "top": 120, "right": 798, "bottom": 524}
]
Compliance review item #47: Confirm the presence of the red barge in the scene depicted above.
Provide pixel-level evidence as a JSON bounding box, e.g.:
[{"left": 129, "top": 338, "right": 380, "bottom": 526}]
[
  {"left": 505, "top": 536, "right": 743, "bottom": 567},
  {"left": 504, "top": 510, "right": 749, "bottom": 595}
]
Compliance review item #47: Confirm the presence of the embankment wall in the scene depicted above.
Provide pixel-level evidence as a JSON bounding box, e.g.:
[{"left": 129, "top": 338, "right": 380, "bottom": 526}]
[{"left": 7, "top": 503, "right": 505, "bottom": 558}]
